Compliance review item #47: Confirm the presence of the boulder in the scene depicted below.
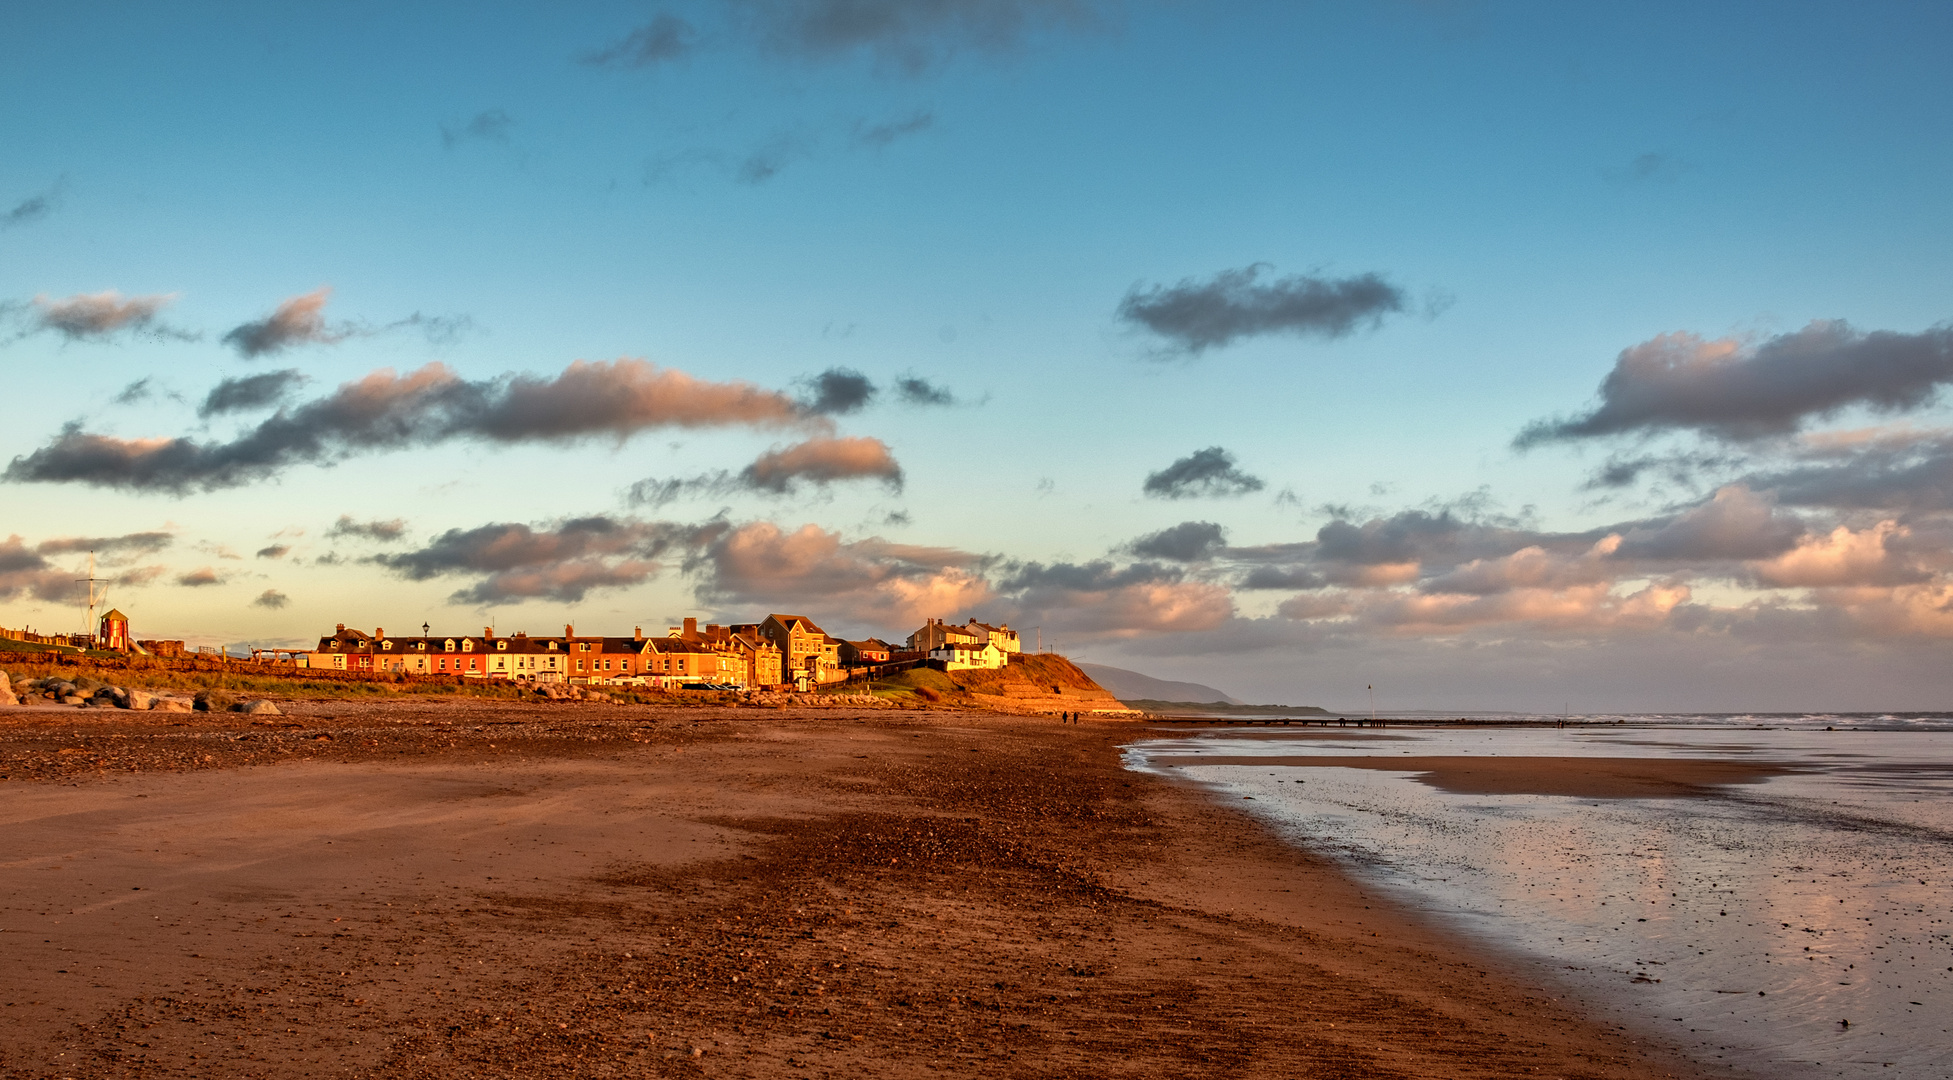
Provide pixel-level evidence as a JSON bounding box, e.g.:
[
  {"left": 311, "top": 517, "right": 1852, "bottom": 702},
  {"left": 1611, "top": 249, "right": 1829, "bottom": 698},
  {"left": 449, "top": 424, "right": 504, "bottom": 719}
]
[
  {"left": 153, "top": 698, "right": 194, "bottom": 713},
  {"left": 0, "top": 688, "right": 16, "bottom": 707},
  {"left": 61, "top": 694, "right": 88, "bottom": 706},
  {"left": 125, "top": 690, "right": 158, "bottom": 711},
  {"left": 234, "top": 699, "right": 282, "bottom": 716},
  {"left": 0, "top": 670, "right": 11, "bottom": 694}
]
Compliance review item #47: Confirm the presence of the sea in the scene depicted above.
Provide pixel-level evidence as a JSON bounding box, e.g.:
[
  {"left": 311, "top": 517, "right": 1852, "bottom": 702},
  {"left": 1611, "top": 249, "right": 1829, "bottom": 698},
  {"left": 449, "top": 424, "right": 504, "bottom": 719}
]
[{"left": 1124, "top": 713, "right": 1953, "bottom": 1079}]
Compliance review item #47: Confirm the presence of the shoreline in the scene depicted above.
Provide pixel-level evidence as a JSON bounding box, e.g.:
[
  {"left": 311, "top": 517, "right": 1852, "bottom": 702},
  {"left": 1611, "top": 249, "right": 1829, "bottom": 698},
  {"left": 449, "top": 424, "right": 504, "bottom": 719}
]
[{"left": 0, "top": 700, "right": 1717, "bottom": 1077}]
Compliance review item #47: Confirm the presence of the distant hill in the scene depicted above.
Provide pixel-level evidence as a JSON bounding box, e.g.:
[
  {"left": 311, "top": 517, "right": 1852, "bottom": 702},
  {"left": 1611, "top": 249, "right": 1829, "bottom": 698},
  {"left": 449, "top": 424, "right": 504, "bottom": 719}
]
[{"left": 1077, "top": 663, "right": 1244, "bottom": 706}]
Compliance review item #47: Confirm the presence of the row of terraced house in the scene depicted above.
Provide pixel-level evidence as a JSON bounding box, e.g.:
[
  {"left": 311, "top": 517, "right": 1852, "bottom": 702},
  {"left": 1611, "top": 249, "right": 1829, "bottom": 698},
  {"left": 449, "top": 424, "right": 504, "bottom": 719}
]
[{"left": 299, "top": 613, "right": 1022, "bottom": 691}]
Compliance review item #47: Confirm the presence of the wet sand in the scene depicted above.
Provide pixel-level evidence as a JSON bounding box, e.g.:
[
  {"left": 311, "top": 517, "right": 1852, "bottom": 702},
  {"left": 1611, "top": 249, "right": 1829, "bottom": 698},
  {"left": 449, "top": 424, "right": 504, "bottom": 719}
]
[
  {"left": 0, "top": 700, "right": 1716, "bottom": 1078},
  {"left": 1142, "top": 755, "right": 1801, "bottom": 798}
]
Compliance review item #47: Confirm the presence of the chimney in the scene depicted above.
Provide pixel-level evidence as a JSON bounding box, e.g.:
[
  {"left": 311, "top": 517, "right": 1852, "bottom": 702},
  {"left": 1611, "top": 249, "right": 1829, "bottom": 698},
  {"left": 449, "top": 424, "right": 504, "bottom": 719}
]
[
  {"left": 484, "top": 626, "right": 493, "bottom": 639},
  {"left": 376, "top": 627, "right": 384, "bottom": 639},
  {"left": 564, "top": 624, "right": 574, "bottom": 639},
  {"left": 684, "top": 617, "right": 698, "bottom": 638},
  {"left": 634, "top": 626, "right": 643, "bottom": 642},
  {"left": 336, "top": 623, "right": 346, "bottom": 633}
]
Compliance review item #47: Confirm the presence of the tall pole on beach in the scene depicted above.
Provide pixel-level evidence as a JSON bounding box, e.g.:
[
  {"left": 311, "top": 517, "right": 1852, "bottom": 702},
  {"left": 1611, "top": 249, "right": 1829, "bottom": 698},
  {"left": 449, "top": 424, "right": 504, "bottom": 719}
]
[{"left": 1368, "top": 684, "right": 1375, "bottom": 724}]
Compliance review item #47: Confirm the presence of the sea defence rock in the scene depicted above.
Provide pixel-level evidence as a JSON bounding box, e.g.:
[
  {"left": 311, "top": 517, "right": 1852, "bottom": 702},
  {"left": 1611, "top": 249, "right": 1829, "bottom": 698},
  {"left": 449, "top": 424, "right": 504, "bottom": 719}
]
[
  {"left": 153, "top": 698, "right": 194, "bottom": 713},
  {"left": 234, "top": 700, "right": 282, "bottom": 716},
  {"left": 0, "top": 670, "right": 15, "bottom": 707},
  {"left": 125, "top": 690, "right": 158, "bottom": 711}
]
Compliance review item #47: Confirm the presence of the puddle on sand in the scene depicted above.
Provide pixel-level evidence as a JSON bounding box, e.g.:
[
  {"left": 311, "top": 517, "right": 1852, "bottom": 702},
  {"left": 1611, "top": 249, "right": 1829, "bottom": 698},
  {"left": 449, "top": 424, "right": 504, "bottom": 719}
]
[{"left": 1127, "top": 726, "right": 1953, "bottom": 1080}]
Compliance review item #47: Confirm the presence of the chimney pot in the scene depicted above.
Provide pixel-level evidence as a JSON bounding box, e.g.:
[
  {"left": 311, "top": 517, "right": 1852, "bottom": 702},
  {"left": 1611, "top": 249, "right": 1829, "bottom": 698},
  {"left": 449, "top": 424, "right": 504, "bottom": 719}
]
[
  {"left": 376, "top": 627, "right": 384, "bottom": 638},
  {"left": 484, "top": 626, "right": 493, "bottom": 639},
  {"left": 564, "top": 624, "right": 574, "bottom": 639},
  {"left": 336, "top": 623, "right": 345, "bottom": 633},
  {"left": 634, "top": 626, "right": 643, "bottom": 641}
]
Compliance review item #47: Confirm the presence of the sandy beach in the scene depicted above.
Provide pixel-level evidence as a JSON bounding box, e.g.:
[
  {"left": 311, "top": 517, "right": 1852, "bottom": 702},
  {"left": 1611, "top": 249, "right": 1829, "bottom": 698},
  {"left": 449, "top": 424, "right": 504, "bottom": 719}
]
[{"left": 0, "top": 700, "right": 1717, "bottom": 1079}]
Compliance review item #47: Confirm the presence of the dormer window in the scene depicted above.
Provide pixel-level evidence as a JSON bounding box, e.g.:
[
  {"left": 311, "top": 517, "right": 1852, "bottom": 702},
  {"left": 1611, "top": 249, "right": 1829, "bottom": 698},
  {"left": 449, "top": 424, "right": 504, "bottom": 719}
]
[
  {"left": 497, "top": 641, "right": 507, "bottom": 650},
  {"left": 547, "top": 641, "right": 557, "bottom": 650},
  {"left": 382, "top": 641, "right": 393, "bottom": 651},
  {"left": 445, "top": 639, "right": 457, "bottom": 652}
]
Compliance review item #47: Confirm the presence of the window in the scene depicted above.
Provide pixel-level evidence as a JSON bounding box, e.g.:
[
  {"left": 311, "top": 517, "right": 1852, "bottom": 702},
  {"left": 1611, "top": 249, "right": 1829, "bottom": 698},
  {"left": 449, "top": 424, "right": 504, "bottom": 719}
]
[
  {"left": 382, "top": 641, "right": 392, "bottom": 651},
  {"left": 497, "top": 641, "right": 507, "bottom": 651}
]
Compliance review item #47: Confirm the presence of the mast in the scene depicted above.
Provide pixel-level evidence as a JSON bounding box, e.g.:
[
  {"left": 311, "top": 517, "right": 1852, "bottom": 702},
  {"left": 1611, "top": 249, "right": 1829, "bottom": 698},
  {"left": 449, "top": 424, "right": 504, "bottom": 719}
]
[{"left": 76, "top": 550, "right": 106, "bottom": 644}]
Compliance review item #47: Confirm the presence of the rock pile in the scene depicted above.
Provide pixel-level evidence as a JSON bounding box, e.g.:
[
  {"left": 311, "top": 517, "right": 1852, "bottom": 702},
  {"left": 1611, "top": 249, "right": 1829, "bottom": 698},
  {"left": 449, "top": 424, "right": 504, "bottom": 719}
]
[{"left": 0, "top": 672, "right": 269, "bottom": 714}]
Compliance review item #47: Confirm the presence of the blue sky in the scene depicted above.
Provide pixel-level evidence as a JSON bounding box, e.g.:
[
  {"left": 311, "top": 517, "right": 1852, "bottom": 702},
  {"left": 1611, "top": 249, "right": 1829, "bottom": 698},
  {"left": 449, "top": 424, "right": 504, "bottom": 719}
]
[{"left": 4, "top": 1, "right": 1952, "bottom": 711}]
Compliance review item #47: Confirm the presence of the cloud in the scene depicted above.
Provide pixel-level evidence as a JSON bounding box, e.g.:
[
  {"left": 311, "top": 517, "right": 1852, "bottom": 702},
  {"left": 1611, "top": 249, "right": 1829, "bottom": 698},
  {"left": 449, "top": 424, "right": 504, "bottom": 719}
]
[
  {"left": 688, "top": 519, "right": 992, "bottom": 630},
  {"left": 743, "top": 436, "right": 903, "bottom": 492},
  {"left": 0, "top": 536, "right": 76, "bottom": 602},
  {"left": 1117, "top": 264, "right": 1409, "bottom": 356},
  {"left": 114, "top": 378, "right": 156, "bottom": 405},
  {"left": 894, "top": 375, "right": 956, "bottom": 405},
  {"left": 327, "top": 515, "right": 409, "bottom": 542},
  {"left": 34, "top": 531, "right": 173, "bottom": 557},
  {"left": 1238, "top": 565, "right": 1328, "bottom": 591},
  {"left": 1517, "top": 320, "right": 1953, "bottom": 446},
  {"left": 997, "top": 559, "right": 1233, "bottom": 637},
  {"left": 440, "top": 109, "right": 514, "bottom": 148},
  {"left": 256, "top": 545, "right": 291, "bottom": 560},
  {"left": 176, "top": 567, "right": 224, "bottom": 587},
  {"left": 221, "top": 288, "right": 346, "bottom": 357},
  {"left": 8, "top": 291, "right": 186, "bottom": 343},
  {"left": 1751, "top": 521, "right": 1928, "bottom": 589},
  {"left": 584, "top": 12, "right": 698, "bottom": 67},
  {"left": 1126, "top": 521, "right": 1226, "bottom": 562},
  {"left": 6, "top": 359, "right": 812, "bottom": 493},
  {"left": 737, "top": 132, "right": 816, "bottom": 184},
  {"left": 1, "top": 181, "right": 62, "bottom": 229},
  {"left": 112, "top": 565, "right": 167, "bottom": 588},
  {"left": 1610, "top": 485, "right": 1805, "bottom": 560},
  {"left": 199, "top": 370, "right": 308, "bottom": 418},
  {"left": 1142, "top": 447, "right": 1265, "bottom": 499},
  {"left": 1743, "top": 428, "right": 1953, "bottom": 513},
  {"left": 369, "top": 515, "right": 699, "bottom": 605},
  {"left": 742, "top": 0, "right": 1103, "bottom": 74},
  {"left": 800, "top": 367, "right": 878, "bottom": 414},
  {"left": 253, "top": 588, "right": 291, "bottom": 609},
  {"left": 853, "top": 110, "right": 935, "bottom": 148}
]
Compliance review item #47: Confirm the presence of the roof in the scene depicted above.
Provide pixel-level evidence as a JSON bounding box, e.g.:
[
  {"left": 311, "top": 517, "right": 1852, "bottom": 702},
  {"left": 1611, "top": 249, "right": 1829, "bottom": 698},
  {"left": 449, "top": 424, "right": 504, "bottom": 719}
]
[
  {"left": 766, "top": 614, "right": 827, "bottom": 634},
  {"left": 101, "top": 608, "right": 129, "bottom": 621}
]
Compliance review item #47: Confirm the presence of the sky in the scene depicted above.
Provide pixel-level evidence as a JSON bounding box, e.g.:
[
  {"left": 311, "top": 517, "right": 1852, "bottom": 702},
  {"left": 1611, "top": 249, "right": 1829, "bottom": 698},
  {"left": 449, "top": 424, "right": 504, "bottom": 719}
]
[{"left": 3, "top": 0, "right": 1951, "bottom": 713}]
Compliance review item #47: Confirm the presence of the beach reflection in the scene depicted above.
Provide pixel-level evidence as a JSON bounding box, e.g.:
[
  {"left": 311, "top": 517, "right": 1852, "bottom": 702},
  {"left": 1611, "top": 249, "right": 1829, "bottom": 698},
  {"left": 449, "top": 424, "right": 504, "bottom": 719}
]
[{"left": 1126, "top": 726, "right": 1953, "bottom": 1079}]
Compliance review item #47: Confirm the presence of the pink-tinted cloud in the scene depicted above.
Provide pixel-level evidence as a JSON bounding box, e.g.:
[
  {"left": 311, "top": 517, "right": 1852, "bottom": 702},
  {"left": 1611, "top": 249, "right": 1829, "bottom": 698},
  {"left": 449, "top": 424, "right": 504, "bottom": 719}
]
[
  {"left": 742, "top": 436, "right": 903, "bottom": 492},
  {"left": 222, "top": 288, "right": 343, "bottom": 357}
]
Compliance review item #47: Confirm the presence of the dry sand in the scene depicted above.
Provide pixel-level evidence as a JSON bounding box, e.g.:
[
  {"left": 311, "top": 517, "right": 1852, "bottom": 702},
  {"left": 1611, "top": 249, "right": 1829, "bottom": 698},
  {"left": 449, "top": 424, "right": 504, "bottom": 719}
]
[{"left": 0, "top": 700, "right": 1721, "bottom": 1078}]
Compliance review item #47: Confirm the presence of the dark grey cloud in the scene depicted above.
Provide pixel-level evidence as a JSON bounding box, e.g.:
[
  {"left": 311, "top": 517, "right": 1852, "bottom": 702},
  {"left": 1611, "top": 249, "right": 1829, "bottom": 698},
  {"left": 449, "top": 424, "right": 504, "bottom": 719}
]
[
  {"left": 177, "top": 567, "right": 224, "bottom": 587},
  {"left": 199, "top": 370, "right": 307, "bottom": 418},
  {"left": 256, "top": 544, "right": 291, "bottom": 560},
  {"left": 1238, "top": 566, "right": 1328, "bottom": 591},
  {"left": 998, "top": 559, "right": 1181, "bottom": 593},
  {"left": 742, "top": 0, "right": 1101, "bottom": 73},
  {"left": 1118, "top": 264, "right": 1409, "bottom": 356},
  {"left": 584, "top": 12, "right": 698, "bottom": 67},
  {"left": 35, "top": 531, "right": 173, "bottom": 557},
  {"left": 1142, "top": 447, "right": 1265, "bottom": 500},
  {"left": 0, "top": 536, "right": 74, "bottom": 602},
  {"left": 370, "top": 516, "right": 701, "bottom": 604},
  {"left": 5, "top": 359, "right": 811, "bottom": 493},
  {"left": 1126, "top": 521, "right": 1226, "bottom": 562},
  {"left": 800, "top": 367, "right": 877, "bottom": 414},
  {"left": 114, "top": 378, "right": 155, "bottom": 405},
  {"left": 894, "top": 375, "right": 956, "bottom": 405},
  {"left": 440, "top": 109, "right": 514, "bottom": 148},
  {"left": 327, "top": 515, "right": 409, "bottom": 542},
  {"left": 1, "top": 182, "right": 60, "bottom": 229},
  {"left": 853, "top": 110, "right": 935, "bottom": 148},
  {"left": 737, "top": 132, "right": 815, "bottom": 184},
  {"left": 1748, "top": 432, "right": 1953, "bottom": 513},
  {"left": 253, "top": 588, "right": 290, "bottom": 609},
  {"left": 1517, "top": 320, "right": 1953, "bottom": 446}
]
